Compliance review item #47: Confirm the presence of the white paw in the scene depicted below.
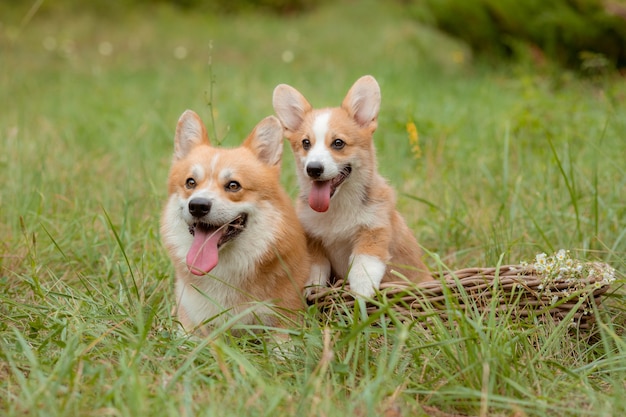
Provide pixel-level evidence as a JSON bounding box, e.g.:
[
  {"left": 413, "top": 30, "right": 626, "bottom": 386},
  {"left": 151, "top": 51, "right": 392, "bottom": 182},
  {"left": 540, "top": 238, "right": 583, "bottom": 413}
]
[
  {"left": 347, "top": 254, "right": 386, "bottom": 298},
  {"left": 348, "top": 276, "right": 376, "bottom": 298},
  {"left": 304, "top": 260, "right": 331, "bottom": 297}
]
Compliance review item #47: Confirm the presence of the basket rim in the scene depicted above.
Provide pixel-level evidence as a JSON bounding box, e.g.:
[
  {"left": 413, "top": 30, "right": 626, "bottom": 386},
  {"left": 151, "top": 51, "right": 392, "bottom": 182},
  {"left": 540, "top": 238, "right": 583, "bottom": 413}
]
[{"left": 306, "top": 262, "right": 614, "bottom": 301}]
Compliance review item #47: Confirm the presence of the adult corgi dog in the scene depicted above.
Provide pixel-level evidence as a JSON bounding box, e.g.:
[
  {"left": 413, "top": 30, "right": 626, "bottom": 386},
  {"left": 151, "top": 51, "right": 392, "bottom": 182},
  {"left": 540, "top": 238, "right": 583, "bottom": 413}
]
[
  {"left": 161, "top": 110, "right": 310, "bottom": 335},
  {"left": 273, "top": 75, "right": 431, "bottom": 298}
]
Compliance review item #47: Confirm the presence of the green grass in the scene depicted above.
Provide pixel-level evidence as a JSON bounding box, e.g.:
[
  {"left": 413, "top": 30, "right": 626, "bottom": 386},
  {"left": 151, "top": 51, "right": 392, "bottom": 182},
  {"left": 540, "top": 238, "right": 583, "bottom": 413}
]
[{"left": 1, "top": 1, "right": 625, "bottom": 416}]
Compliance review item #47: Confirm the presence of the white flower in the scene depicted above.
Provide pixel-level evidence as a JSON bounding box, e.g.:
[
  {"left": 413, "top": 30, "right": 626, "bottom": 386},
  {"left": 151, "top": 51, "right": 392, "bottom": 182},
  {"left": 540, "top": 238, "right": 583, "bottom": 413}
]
[
  {"left": 602, "top": 267, "right": 616, "bottom": 284},
  {"left": 535, "top": 253, "right": 547, "bottom": 265},
  {"left": 556, "top": 249, "right": 567, "bottom": 261}
]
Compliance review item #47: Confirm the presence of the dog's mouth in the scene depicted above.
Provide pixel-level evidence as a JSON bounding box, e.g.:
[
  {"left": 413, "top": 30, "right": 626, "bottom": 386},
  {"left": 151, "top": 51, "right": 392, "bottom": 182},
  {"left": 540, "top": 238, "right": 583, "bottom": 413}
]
[
  {"left": 331, "top": 165, "right": 352, "bottom": 192},
  {"left": 186, "top": 213, "right": 248, "bottom": 276},
  {"left": 188, "top": 214, "right": 247, "bottom": 245},
  {"left": 309, "top": 165, "right": 352, "bottom": 213}
]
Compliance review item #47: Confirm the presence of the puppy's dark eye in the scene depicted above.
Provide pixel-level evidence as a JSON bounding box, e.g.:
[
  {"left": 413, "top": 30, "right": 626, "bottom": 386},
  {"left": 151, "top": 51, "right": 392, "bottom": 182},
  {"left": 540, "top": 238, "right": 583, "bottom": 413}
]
[
  {"left": 185, "top": 178, "right": 196, "bottom": 189},
  {"left": 331, "top": 138, "right": 345, "bottom": 150},
  {"left": 302, "top": 138, "right": 311, "bottom": 151},
  {"left": 225, "top": 181, "right": 241, "bottom": 192}
]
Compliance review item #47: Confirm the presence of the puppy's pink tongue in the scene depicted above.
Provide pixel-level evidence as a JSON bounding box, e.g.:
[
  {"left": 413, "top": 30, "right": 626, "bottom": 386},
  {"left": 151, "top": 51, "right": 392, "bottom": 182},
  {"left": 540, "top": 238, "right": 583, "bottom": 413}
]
[
  {"left": 309, "top": 180, "right": 332, "bottom": 212},
  {"left": 186, "top": 228, "right": 224, "bottom": 276}
]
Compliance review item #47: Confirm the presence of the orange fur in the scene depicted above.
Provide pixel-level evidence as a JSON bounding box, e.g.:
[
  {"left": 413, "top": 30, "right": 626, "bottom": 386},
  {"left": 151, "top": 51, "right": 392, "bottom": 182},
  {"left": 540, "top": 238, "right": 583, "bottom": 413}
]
[
  {"left": 161, "top": 110, "right": 309, "bottom": 335},
  {"left": 273, "top": 76, "right": 431, "bottom": 297}
]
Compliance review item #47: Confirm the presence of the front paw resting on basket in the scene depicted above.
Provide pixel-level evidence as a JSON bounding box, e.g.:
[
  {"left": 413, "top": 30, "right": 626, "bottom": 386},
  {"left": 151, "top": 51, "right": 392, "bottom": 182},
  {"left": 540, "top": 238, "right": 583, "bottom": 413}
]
[
  {"left": 304, "top": 258, "right": 331, "bottom": 297},
  {"left": 347, "top": 254, "right": 386, "bottom": 298}
]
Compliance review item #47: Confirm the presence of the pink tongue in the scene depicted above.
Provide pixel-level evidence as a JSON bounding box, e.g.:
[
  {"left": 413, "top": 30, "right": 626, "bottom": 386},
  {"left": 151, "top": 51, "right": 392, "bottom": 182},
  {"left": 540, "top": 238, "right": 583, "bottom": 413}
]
[
  {"left": 186, "top": 227, "right": 224, "bottom": 276},
  {"left": 309, "top": 180, "right": 332, "bottom": 212}
]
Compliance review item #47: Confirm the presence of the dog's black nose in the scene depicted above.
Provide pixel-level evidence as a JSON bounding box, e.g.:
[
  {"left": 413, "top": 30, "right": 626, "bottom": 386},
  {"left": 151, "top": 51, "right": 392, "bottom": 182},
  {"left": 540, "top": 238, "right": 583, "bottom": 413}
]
[
  {"left": 188, "top": 198, "right": 211, "bottom": 218},
  {"left": 306, "top": 162, "right": 324, "bottom": 179}
]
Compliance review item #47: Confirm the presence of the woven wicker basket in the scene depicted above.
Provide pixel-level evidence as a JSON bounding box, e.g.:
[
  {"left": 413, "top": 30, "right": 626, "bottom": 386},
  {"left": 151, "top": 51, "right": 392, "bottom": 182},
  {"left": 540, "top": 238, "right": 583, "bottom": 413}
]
[{"left": 307, "top": 262, "right": 615, "bottom": 330}]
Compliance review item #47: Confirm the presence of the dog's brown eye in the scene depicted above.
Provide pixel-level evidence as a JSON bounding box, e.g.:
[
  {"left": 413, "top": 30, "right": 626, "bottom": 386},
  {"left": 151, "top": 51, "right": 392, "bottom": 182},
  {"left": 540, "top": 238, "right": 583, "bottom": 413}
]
[
  {"left": 225, "top": 181, "right": 241, "bottom": 192},
  {"left": 332, "top": 138, "right": 345, "bottom": 150},
  {"left": 302, "top": 138, "right": 311, "bottom": 151},
  {"left": 185, "top": 178, "right": 196, "bottom": 189}
]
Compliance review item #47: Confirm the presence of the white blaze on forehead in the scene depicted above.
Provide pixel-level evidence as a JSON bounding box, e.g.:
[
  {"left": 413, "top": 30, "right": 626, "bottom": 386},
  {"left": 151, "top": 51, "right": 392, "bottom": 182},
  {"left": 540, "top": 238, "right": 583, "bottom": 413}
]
[
  {"left": 312, "top": 111, "right": 330, "bottom": 145},
  {"left": 308, "top": 111, "right": 333, "bottom": 167},
  {"left": 210, "top": 154, "right": 220, "bottom": 173}
]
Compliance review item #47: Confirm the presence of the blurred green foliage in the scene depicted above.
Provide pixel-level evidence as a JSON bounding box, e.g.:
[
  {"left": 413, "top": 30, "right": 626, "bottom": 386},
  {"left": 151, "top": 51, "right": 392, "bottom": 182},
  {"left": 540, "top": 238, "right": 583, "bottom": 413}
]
[
  {"left": 0, "top": 0, "right": 322, "bottom": 18},
  {"left": 142, "top": 0, "right": 322, "bottom": 14},
  {"left": 4, "top": 0, "right": 624, "bottom": 71},
  {"left": 410, "top": 0, "right": 626, "bottom": 71}
]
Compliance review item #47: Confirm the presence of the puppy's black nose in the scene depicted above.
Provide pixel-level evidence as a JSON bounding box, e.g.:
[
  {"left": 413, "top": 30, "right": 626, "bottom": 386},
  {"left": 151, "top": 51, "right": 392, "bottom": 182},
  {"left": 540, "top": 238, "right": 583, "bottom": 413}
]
[
  {"left": 306, "top": 162, "right": 324, "bottom": 179},
  {"left": 189, "top": 198, "right": 211, "bottom": 218}
]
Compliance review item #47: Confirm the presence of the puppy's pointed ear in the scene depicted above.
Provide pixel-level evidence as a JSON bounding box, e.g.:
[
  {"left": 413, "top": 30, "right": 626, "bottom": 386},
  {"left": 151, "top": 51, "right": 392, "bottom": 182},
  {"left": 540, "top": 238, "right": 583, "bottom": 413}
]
[
  {"left": 244, "top": 116, "right": 284, "bottom": 167},
  {"left": 273, "top": 84, "right": 312, "bottom": 134},
  {"left": 341, "top": 75, "right": 381, "bottom": 131},
  {"left": 174, "top": 110, "right": 209, "bottom": 160}
]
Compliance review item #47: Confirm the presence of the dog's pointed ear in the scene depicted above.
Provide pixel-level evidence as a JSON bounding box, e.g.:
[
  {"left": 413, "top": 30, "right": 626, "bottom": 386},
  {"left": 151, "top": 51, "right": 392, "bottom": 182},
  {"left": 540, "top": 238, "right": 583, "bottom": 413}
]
[
  {"left": 244, "top": 116, "right": 284, "bottom": 167},
  {"left": 342, "top": 75, "right": 381, "bottom": 131},
  {"left": 273, "top": 84, "right": 312, "bottom": 134},
  {"left": 174, "top": 110, "right": 210, "bottom": 159}
]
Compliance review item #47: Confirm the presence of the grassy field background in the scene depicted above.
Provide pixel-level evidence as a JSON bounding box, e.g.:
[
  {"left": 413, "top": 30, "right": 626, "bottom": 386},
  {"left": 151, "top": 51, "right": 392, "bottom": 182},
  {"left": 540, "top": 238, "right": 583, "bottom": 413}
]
[{"left": 1, "top": 1, "right": 625, "bottom": 416}]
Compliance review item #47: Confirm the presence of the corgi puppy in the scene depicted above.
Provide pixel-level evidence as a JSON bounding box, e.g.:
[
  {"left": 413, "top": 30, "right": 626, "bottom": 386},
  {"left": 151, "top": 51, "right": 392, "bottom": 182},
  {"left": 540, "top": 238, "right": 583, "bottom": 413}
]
[
  {"left": 161, "top": 110, "right": 310, "bottom": 335},
  {"left": 273, "top": 75, "right": 431, "bottom": 298}
]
